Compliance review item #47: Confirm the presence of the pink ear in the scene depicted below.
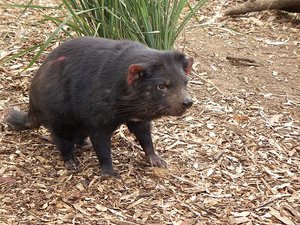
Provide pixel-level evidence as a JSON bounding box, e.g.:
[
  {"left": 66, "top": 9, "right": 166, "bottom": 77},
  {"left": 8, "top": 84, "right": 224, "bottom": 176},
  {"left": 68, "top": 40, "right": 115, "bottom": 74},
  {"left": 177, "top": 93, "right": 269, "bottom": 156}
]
[
  {"left": 127, "top": 64, "right": 144, "bottom": 85},
  {"left": 184, "top": 57, "right": 194, "bottom": 75}
]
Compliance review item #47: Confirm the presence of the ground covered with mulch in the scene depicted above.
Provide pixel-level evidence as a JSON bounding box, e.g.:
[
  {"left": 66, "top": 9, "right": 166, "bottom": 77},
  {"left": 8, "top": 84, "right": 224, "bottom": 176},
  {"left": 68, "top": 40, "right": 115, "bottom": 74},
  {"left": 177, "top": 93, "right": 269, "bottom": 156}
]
[{"left": 0, "top": 0, "right": 299, "bottom": 224}]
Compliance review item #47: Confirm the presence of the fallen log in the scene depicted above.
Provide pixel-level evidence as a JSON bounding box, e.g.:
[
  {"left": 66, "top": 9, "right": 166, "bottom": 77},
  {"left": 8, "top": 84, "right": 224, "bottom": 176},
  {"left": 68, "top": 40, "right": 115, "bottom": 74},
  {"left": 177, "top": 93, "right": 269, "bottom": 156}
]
[{"left": 225, "top": 0, "right": 300, "bottom": 16}]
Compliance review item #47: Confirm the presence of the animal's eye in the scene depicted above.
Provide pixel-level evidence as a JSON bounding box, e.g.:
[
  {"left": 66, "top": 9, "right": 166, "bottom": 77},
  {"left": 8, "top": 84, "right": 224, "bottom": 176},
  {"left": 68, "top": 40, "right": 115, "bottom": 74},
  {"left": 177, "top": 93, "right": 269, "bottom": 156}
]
[{"left": 157, "top": 83, "right": 167, "bottom": 91}]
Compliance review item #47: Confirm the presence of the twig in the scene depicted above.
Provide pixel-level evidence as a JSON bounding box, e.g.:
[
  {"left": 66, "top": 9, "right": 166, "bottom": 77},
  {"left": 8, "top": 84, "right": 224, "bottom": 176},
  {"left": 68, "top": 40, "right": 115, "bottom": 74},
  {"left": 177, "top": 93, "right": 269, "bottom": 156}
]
[
  {"left": 226, "top": 56, "right": 261, "bottom": 67},
  {"left": 170, "top": 174, "right": 199, "bottom": 187},
  {"left": 189, "top": 80, "right": 204, "bottom": 85},
  {"left": 192, "top": 71, "right": 224, "bottom": 94},
  {"left": 256, "top": 194, "right": 291, "bottom": 209},
  {"left": 27, "top": 210, "right": 51, "bottom": 222},
  {"left": 112, "top": 219, "right": 145, "bottom": 225}
]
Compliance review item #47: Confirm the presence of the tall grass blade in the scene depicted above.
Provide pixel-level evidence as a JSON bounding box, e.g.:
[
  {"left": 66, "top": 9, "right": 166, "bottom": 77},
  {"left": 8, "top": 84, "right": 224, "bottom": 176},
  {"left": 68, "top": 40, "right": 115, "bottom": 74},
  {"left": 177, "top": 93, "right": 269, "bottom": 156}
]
[
  {"left": 5, "top": 0, "right": 207, "bottom": 69},
  {"left": 25, "top": 15, "right": 72, "bottom": 69},
  {"left": 0, "top": 44, "right": 42, "bottom": 66}
]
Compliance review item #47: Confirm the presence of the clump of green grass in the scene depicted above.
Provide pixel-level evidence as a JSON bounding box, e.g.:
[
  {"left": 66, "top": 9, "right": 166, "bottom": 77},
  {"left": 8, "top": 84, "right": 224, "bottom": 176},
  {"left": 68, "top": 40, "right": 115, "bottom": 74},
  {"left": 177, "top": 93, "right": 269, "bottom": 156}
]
[
  {"left": 1, "top": 0, "right": 207, "bottom": 68},
  {"left": 63, "top": 0, "right": 207, "bottom": 49}
]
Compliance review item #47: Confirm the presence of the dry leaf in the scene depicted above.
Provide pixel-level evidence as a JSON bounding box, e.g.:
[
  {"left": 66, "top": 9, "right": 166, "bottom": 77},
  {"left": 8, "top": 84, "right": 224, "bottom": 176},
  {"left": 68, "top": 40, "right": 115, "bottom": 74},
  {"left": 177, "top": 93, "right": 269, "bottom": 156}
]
[
  {"left": 95, "top": 204, "right": 108, "bottom": 212},
  {"left": 269, "top": 207, "right": 295, "bottom": 225}
]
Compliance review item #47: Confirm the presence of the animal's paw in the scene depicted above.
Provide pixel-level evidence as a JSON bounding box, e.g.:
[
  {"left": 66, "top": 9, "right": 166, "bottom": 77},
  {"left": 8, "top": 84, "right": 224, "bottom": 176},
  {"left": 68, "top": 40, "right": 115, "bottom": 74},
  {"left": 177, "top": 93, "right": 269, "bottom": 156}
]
[
  {"left": 147, "top": 153, "right": 167, "bottom": 168},
  {"left": 64, "top": 158, "right": 80, "bottom": 170},
  {"left": 101, "top": 166, "right": 120, "bottom": 178}
]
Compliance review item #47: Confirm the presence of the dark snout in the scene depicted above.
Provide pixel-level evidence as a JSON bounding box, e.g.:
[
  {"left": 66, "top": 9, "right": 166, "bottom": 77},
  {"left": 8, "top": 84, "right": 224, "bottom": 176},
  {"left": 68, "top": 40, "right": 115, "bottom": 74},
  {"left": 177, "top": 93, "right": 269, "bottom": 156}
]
[
  {"left": 166, "top": 89, "right": 193, "bottom": 116},
  {"left": 182, "top": 97, "right": 193, "bottom": 109}
]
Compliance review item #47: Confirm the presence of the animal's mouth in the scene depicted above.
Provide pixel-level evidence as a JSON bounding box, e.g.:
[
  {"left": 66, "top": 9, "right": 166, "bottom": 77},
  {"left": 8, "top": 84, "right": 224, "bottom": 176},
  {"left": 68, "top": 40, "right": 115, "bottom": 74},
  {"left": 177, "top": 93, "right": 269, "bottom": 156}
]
[
  {"left": 162, "top": 96, "right": 193, "bottom": 117},
  {"left": 165, "top": 107, "right": 188, "bottom": 117},
  {"left": 136, "top": 105, "right": 190, "bottom": 119}
]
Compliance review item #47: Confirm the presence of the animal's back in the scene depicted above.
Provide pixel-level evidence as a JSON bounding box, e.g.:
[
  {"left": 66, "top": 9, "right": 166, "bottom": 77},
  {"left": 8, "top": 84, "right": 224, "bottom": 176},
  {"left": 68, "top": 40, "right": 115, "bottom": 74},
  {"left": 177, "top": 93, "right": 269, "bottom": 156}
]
[
  {"left": 29, "top": 37, "right": 146, "bottom": 128},
  {"left": 33, "top": 37, "right": 145, "bottom": 88}
]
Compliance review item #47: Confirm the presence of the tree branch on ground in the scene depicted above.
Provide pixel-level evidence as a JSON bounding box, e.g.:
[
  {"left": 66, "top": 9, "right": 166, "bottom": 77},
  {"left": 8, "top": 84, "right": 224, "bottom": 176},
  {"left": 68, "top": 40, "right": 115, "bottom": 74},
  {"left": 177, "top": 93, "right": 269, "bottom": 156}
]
[{"left": 225, "top": 0, "right": 300, "bottom": 16}]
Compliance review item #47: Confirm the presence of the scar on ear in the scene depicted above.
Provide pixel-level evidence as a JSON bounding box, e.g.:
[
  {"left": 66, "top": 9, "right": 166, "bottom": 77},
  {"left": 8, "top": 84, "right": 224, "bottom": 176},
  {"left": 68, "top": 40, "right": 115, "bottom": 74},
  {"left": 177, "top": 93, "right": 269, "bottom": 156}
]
[
  {"left": 184, "top": 57, "right": 194, "bottom": 75},
  {"left": 127, "top": 64, "right": 144, "bottom": 85}
]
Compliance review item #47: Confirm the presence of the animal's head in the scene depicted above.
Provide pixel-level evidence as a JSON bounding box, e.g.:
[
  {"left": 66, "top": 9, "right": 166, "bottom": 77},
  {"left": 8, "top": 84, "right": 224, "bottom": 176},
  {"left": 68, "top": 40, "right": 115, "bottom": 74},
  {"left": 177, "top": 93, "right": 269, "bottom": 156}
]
[{"left": 124, "top": 50, "right": 193, "bottom": 120}]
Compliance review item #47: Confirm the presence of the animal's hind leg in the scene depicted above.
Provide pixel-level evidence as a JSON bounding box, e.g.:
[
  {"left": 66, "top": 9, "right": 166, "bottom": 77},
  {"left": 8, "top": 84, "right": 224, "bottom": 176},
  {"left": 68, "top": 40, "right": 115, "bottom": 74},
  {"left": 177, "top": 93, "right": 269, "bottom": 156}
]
[{"left": 51, "top": 130, "right": 79, "bottom": 170}]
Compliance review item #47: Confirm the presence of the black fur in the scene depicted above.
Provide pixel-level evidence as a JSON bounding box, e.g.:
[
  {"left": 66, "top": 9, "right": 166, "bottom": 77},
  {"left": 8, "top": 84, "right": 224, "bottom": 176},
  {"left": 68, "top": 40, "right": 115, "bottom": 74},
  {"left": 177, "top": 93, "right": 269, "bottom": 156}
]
[{"left": 7, "top": 37, "right": 193, "bottom": 176}]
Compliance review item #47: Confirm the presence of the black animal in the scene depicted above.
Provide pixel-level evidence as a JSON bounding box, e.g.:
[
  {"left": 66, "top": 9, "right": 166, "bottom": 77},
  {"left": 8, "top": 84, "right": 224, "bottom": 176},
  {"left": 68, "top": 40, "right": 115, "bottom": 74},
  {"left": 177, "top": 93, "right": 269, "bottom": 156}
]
[{"left": 7, "top": 37, "right": 193, "bottom": 177}]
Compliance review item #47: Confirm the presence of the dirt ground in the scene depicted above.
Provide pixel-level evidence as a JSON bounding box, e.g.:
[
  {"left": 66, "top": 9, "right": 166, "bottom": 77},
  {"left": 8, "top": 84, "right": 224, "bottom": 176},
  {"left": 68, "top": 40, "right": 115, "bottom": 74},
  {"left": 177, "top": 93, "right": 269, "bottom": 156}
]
[{"left": 0, "top": 0, "right": 299, "bottom": 224}]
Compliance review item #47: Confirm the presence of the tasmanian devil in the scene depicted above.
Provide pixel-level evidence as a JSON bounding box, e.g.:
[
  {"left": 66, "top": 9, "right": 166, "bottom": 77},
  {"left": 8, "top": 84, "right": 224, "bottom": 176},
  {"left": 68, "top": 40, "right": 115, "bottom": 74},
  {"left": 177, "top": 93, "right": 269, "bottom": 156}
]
[{"left": 6, "top": 36, "right": 193, "bottom": 177}]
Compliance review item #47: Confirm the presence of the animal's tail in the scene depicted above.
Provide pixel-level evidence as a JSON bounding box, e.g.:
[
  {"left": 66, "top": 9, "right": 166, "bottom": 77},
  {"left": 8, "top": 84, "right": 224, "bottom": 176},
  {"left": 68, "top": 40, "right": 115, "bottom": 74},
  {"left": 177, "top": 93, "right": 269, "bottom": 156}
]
[{"left": 6, "top": 108, "right": 39, "bottom": 130}]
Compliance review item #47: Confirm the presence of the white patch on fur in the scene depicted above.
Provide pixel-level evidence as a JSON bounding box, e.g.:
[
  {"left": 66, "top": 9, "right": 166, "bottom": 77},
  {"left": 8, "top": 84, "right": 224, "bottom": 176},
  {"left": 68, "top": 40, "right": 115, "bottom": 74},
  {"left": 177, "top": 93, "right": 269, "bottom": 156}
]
[{"left": 130, "top": 118, "right": 142, "bottom": 122}]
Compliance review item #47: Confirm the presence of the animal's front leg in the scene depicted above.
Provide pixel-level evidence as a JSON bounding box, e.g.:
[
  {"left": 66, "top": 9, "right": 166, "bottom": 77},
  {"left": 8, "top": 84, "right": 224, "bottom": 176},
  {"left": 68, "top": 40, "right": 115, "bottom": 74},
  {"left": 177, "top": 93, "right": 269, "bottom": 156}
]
[{"left": 127, "top": 121, "right": 167, "bottom": 168}]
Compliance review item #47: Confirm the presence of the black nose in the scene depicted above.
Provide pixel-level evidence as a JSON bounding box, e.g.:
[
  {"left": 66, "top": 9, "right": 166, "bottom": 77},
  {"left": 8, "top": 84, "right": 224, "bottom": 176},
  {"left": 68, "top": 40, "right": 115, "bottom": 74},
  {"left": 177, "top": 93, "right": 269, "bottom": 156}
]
[{"left": 182, "top": 98, "right": 193, "bottom": 109}]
